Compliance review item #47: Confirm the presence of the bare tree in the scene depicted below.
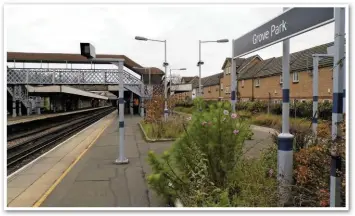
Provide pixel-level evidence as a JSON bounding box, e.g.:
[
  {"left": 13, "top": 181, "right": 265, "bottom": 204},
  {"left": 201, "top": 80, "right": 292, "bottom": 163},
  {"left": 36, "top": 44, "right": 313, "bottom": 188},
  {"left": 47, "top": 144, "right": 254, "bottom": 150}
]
[{"left": 169, "top": 73, "right": 182, "bottom": 84}]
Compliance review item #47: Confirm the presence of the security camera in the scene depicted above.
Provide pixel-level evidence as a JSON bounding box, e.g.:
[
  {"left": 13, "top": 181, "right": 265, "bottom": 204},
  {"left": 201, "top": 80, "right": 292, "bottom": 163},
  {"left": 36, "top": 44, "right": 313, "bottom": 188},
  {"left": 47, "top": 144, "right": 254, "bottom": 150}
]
[{"left": 80, "top": 43, "right": 96, "bottom": 59}]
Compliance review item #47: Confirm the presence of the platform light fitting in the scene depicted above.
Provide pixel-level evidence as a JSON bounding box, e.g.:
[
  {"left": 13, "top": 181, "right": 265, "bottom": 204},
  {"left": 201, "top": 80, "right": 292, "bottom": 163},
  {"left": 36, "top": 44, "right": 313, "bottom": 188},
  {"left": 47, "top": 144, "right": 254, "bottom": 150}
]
[
  {"left": 217, "top": 39, "right": 229, "bottom": 43},
  {"left": 135, "top": 36, "right": 148, "bottom": 41},
  {"left": 80, "top": 43, "right": 96, "bottom": 59}
]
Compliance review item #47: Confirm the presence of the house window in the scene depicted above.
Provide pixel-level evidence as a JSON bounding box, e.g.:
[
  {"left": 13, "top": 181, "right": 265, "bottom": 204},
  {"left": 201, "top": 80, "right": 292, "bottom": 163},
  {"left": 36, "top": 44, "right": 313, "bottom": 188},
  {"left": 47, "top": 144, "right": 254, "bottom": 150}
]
[
  {"left": 255, "top": 79, "right": 260, "bottom": 87},
  {"left": 221, "top": 83, "right": 224, "bottom": 91},
  {"left": 225, "top": 86, "right": 230, "bottom": 94},
  {"left": 208, "top": 86, "right": 211, "bottom": 93},
  {"left": 241, "top": 80, "right": 245, "bottom": 88},
  {"left": 280, "top": 75, "right": 283, "bottom": 84},
  {"left": 225, "top": 67, "right": 230, "bottom": 75},
  {"left": 293, "top": 72, "right": 299, "bottom": 83}
]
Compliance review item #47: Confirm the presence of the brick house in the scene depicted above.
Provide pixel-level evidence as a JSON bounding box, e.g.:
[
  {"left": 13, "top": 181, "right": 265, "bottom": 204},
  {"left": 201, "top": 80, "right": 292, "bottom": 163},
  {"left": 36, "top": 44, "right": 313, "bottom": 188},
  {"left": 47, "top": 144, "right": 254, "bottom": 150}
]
[
  {"left": 173, "top": 41, "right": 334, "bottom": 103},
  {"left": 201, "top": 73, "right": 223, "bottom": 100},
  {"left": 236, "top": 42, "right": 334, "bottom": 103},
  {"left": 220, "top": 55, "right": 262, "bottom": 101},
  {"left": 170, "top": 76, "right": 198, "bottom": 102}
]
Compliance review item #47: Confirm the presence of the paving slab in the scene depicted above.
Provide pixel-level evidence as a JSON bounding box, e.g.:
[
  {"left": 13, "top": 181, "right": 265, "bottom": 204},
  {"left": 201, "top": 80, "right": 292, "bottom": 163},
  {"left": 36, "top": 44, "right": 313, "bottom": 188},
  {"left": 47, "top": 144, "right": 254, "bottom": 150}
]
[
  {"left": 55, "top": 181, "right": 115, "bottom": 207},
  {"left": 40, "top": 115, "right": 169, "bottom": 207},
  {"left": 17, "top": 163, "right": 54, "bottom": 176},
  {"left": 110, "top": 174, "right": 131, "bottom": 207},
  {"left": 125, "top": 166, "right": 149, "bottom": 207},
  {"left": 7, "top": 111, "right": 117, "bottom": 207},
  {"left": 7, "top": 174, "right": 42, "bottom": 188},
  {"left": 76, "top": 167, "right": 116, "bottom": 181},
  {"left": 36, "top": 156, "right": 63, "bottom": 165},
  {"left": 7, "top": 188, "right": 26, "bottom": 204}
]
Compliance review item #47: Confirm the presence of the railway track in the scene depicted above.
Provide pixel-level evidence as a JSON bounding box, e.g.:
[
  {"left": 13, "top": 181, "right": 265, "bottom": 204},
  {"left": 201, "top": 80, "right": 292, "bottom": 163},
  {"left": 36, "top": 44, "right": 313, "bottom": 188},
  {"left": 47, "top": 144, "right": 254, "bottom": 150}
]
[{"left": 7, "top": 107, "right": 116, "bottom": 175}]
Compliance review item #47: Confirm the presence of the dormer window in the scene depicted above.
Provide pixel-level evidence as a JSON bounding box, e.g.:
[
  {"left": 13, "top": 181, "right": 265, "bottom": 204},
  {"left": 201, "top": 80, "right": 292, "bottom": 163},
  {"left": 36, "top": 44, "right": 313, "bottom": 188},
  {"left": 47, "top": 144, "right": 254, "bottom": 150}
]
[{"left": 255, "top": 79, "right": 260, "bottom": 87}]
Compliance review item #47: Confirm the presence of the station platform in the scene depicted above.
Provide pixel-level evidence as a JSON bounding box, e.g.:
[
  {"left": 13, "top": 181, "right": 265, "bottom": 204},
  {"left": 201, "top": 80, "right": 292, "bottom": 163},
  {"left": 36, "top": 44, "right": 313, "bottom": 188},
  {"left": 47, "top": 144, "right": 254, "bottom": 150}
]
[
  {"left": 7, "top": 111, "right": 172, "bottom": 208},
  {"left": 7, "top": 106, "right": 112, "bottom": 126}
]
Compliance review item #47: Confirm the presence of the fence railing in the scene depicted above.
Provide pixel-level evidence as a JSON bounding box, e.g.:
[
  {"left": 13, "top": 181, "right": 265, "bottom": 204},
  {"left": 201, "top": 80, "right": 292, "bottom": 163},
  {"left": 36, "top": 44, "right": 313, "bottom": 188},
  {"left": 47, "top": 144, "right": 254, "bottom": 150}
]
[{"left": 7, "top": 68, "right": 143, "bottom": 85}]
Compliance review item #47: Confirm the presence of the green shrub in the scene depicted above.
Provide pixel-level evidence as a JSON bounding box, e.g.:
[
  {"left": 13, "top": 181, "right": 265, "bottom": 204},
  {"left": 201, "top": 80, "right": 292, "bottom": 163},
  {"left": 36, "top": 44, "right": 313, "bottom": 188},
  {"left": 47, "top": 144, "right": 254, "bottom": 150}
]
[
  {"left": 233, "top": 145, "right": 278, "bottom": 207},
  {"left": 270, "top": 103, "right": 282, "bottom": 115},
  {"left": 141, "top": 115, "right": 186, "bottom": 139},
  {"left": 236, "top": 101, "right": 332, "bottom": 121},
  {"left": 147, "top": 100, "right": 256, "bottom": 206},
  {"left": 318, "top": 101, "right": 332, "bottom": 121},
  {"left": 251, "top": 114, "right": 281, "bottom": 129},
  {"left": 237, "top": 110, "right": 252, "bottom": 120}
]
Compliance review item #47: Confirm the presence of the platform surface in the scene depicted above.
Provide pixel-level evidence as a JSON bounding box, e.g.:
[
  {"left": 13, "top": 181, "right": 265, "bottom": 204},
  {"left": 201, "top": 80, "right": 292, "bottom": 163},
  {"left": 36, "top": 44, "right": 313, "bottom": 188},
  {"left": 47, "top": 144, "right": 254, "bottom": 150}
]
[
  {"left": 39, "top": 115, "right": 170, "bottom": 207},
  {"left": 7, "top": 106, "right": 111, "bottom": 126},
  {"left": 7, "top": 111, "right": 274, "bottom": 208},
  {"left": 38, "top": 118, "right": 274, "bottom": 207},
  {"left": 7, "top": 110, "right": 117, "bottom": 207}
]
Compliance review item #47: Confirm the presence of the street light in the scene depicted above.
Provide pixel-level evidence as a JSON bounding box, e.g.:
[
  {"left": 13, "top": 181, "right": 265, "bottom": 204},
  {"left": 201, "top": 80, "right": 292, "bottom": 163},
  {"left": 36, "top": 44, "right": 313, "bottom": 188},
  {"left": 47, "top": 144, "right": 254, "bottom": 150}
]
[
  {"left": 135, "top": 35, "right": 169, "bottom": 121},
  {"left": 134, "top": 36, "right": 148, "bottom": 41},
  {"left": 80, "top": 42, "right": 129, "bottom": 165},
  {"left": 133, "top": 66, "right": 154, "bottom": 118},
  {"left": 169, "top": 68, "right": 187, "bottom": 95},
  {"left": 133, "top": 66, "right": 153, "bottom": 86},
  {"left": 197, "top": 39, "right": 229, "bottom": 97}
]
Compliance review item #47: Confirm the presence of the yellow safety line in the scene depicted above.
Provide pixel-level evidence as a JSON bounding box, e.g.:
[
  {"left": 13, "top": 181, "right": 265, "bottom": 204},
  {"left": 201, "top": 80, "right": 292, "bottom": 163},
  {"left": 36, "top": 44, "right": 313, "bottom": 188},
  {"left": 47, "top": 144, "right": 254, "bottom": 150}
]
[{"left": 32, "top": 114, "right": 115, "bottom": 207}]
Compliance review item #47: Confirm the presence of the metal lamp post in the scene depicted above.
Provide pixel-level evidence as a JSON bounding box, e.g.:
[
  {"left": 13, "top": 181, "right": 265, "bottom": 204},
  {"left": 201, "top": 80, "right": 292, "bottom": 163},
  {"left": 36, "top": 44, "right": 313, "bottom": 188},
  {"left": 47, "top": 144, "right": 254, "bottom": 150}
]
[
  {"left": 169, "top": 68, "right": 186, "bottom": 95},
  {"left": 133, "top": 66, "right": 154, "bottom": 118},
  {"left": 135, "top": 36, "right": 169, "bottom": 121},
  {"left": 133, "top": 66, "right": 152, "bottom": 86},
  {"left": 80, "top": 43, "right": 129, "bottom": 165},
  {"left": 198, "top": 39, "right": 229, "bottom": 97}
]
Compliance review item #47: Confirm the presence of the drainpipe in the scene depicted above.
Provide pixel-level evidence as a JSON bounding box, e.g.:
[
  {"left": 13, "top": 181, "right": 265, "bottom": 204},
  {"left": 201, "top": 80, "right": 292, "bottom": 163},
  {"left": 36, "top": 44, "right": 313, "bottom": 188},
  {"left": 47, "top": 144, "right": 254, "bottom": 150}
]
[{"left": 251, "top": 78, "right": 255, "bottom": 101}]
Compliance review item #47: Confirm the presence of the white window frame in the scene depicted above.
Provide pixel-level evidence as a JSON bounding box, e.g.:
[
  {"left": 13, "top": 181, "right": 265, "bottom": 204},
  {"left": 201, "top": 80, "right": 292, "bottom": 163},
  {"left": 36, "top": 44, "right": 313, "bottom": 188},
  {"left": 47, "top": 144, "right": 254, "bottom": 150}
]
[
  {"left": 221, "top": 83, "right": 224, "bottom": 91},
  {"left": 255, "top": 78, "right": 260, "bottom": 87},
  {"left": 241, "top": 80, "right": 245, "bottom": 88},
  {"left": 280, "top": 75, "right": 283, "bottom": 84},
  {"left": 225, "top": 67, "right": 230, "bottom": 75},
  {"left": 293, "top": 72, "right": 299, "bottom": 83},
  {"left": 225, "top": 86, "right": 230, "bottom": 94}
]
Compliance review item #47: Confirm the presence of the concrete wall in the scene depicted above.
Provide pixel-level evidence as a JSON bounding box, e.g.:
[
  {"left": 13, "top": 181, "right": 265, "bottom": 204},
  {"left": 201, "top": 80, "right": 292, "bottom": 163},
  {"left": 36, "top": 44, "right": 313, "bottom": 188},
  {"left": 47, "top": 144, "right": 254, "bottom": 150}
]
[{"left": 81, "top": 99, "right": 92, "bottom": 109}]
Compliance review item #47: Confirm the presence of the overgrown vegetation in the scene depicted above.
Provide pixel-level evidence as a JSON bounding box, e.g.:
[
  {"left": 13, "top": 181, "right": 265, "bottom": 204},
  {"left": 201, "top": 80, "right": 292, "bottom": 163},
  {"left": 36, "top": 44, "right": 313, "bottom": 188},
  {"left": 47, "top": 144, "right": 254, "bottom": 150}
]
[
  {"left": 292, "top": 120, "right": 346, "bottom": 207},
  {"left": 176, "top": 99, "right": 333, "bottom": 121},
  {"left": 141, "top": 115, "right": 186, "bottom": 139},
  {"left": 147, "top": 99, "right": 275, "bottom": 207},
  {"left": 146, "top": 97, "right": 345, "bottom": 207}
]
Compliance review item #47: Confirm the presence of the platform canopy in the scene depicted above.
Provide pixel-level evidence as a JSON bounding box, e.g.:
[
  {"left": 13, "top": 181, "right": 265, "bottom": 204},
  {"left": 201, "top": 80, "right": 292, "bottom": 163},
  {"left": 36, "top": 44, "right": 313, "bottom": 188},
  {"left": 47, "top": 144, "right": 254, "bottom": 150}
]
[
  {"left": 25, "top": 85, "right": 108, "bottom": 100},
  {"left": 7, "top": 52, "right": 164, "bottom": 76}
]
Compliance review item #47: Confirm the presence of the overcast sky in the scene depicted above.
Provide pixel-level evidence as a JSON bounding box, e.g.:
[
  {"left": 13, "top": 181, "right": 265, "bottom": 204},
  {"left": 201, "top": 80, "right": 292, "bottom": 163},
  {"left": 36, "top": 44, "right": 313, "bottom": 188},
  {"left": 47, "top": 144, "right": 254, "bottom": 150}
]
[{"left": 5, "top": 4, "right": 334, "bottom": 77}]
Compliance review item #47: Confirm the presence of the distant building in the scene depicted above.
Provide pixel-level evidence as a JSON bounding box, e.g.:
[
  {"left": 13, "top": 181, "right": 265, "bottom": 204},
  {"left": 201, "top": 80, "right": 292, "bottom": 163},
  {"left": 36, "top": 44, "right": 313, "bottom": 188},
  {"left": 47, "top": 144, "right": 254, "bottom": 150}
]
[{"left": 173, "top": 41, "right": 334, "bottom": 103}]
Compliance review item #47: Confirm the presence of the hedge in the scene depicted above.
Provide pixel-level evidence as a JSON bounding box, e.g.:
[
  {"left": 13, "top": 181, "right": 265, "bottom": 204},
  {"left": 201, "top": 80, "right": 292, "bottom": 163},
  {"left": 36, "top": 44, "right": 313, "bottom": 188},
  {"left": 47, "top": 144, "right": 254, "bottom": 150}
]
[{"left": 176, "top": 99, "right": 332, "bottom": 121}]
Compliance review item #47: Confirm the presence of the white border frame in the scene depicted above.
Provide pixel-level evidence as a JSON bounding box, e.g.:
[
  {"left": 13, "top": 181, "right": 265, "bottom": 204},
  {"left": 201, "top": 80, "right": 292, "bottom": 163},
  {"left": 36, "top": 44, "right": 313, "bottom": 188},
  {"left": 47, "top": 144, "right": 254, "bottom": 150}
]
[{"left": 2, "top": 1, "right": 351, "bottom": 212}]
